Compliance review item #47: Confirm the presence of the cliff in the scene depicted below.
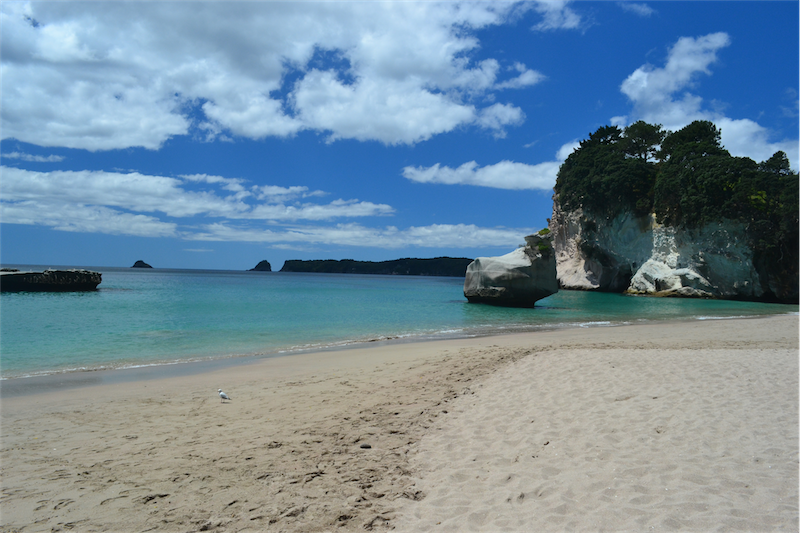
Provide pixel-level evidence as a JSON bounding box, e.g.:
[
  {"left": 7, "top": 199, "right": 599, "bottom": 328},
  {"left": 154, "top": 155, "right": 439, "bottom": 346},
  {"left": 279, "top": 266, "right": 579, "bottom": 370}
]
[
  {"left": 464, "top": 233, "right": 558, "bottom": 307},
  {"left": 549, "top": 197, "right": 798, "bottom": 303},
  {"left": 280, "top": 257, "right": 472, "bottom": 277}
]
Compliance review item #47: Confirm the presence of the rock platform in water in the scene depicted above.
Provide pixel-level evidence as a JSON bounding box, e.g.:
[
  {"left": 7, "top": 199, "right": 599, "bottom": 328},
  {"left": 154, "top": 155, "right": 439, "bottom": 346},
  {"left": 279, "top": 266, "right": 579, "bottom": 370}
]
[{"left": 0, "top": 269, "right": 102, "bottom": 292}]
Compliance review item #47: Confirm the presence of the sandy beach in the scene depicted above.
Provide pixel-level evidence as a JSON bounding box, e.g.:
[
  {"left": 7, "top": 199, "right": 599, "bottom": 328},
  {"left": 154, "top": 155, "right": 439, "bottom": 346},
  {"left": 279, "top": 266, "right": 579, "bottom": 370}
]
[{"left": 1, "top": 315, "right": 797, "bottom": 532}]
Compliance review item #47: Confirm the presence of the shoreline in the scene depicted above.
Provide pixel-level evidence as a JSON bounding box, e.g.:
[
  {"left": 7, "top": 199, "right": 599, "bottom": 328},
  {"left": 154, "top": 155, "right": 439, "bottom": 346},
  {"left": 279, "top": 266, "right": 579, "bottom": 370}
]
[
  {"left": 2, "top": 315, "right": 797, "bottom": 532},
  {"left": 2, "top": 311, "right": 796, "bottom": 392}
]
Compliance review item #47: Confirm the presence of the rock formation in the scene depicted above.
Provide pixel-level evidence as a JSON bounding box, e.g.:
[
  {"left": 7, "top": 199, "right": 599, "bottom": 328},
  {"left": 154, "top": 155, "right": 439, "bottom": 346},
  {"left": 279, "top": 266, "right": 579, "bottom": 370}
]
[
  {"left": 463, "top": 233, "right": 558, "bottom": 307},
  {"left": 249, "top": 260, "right": 272, "bottom": 272},
  {"left": 549, "top": 197, "right": 797, "bottom": 302},
  {"left": 132, "top": 260, "right": 153, "bottom": 268},
  {"left": 0, "top": 269, "right": 102, "bottom": 292}
]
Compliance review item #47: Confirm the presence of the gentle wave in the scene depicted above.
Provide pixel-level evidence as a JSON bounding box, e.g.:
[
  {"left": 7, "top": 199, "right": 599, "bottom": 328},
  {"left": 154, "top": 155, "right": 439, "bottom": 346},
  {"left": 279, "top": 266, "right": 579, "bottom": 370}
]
[
  {"left": 2, "top": 268, "right": 796, "bottom": 380},
  {"left": 3, "top": 311, "right": 790, "bottom": 381}
]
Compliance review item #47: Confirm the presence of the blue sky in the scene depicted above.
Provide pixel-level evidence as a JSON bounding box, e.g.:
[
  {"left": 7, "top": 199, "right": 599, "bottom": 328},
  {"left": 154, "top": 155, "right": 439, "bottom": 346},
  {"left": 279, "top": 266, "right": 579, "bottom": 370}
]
[{"left": 1, "top": 1, "right": 798, "bottom": 270}]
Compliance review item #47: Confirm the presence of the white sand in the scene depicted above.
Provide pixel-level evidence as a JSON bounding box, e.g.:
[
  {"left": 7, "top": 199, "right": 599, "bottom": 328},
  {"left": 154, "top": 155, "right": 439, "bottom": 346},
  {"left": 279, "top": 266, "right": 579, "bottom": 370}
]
[
  {"left": 1, "top": 315, "right": 797, "bottom": 532},
  {"left": 395, "top": 316, "right": 799, "bottom": 532}
]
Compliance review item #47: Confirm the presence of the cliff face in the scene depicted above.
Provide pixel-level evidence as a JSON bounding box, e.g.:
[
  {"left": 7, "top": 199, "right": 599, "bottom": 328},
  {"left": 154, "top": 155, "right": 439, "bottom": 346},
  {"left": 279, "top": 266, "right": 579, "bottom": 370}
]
[{"left": 549, "top": 197, "right": 796, "bottom": 302}]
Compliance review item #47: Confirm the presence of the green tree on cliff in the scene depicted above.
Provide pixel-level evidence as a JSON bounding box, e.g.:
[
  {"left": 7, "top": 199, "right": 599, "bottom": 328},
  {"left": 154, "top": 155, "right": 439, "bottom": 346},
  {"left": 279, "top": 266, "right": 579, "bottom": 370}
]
[
  {"left": 653, "top": 121, "right": 732, "bottom": 226},
  {"left": 555, "top": 121, "right": 663, "bottom": 218}
]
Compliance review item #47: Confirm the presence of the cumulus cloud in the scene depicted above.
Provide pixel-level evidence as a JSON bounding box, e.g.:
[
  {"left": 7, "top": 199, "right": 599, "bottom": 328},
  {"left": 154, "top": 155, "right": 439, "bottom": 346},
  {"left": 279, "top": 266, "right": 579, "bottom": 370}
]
[
  {"left": 402, "top": 141, "right": 578, "bottom": 191},
  {"left": 618, "top": 3, "right": 655, "bottom": 17},
  {"left": 0, "top": 201, "right": 178, "bottom": 238},
  {"left": 1, "top": 167, "right": 250, "bottom": 219},
  {"left": 475, "top": 103, "right": 526, "bottom": 138},
  {"left": 0, "top": 1, "right": 553, "bottom": 151},
  {"left": 618, "top": 32, "right": 799, "bottom": 167},
  {"left": 187, "top": 222, "right": 535, "bottom": 249},
  {"left": 531, "top": 0, "right": 582, "bottom": 31},
  {"left": 0, "top": 166, "right": 538, "bottom": 249},
  {"left": 495, "top": 63, "right": 546, "bottom": 90},
  {"left": 0, "top": 164, "right": 536, "bottom": 248},
  {"left": 2, "top": 151, "right": 65, "bottom": 163},
  {"left": 620, "top": 32, "right": 731, "bottom": 130},
  {"left": 780, "top": 88, "right": 799, "bottom": 118},
  {"left": 715, "top": 117, "right": 799, "bottom": 167},
  {"left": 0, "top": 167, "right": 395, "bottom": 237}
]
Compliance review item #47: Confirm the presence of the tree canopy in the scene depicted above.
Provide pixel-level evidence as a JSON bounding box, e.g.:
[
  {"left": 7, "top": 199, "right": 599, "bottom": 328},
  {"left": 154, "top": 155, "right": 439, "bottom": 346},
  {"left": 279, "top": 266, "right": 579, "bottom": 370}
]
[{"left": 555, "top": 121, "right": 665, "bottom": 218}]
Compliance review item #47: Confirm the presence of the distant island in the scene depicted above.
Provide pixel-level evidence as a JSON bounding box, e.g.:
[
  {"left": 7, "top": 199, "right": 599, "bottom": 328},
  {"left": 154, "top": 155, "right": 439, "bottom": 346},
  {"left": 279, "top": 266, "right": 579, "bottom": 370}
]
[
  {"left": 248, "top": 260, "right": 272, "bottom": 272},
  {"left": 280, "top": 257, "right": 473, "bottom": 277},
  {"left": 131, "top": 260, "right": 153, "bottom": 268}
]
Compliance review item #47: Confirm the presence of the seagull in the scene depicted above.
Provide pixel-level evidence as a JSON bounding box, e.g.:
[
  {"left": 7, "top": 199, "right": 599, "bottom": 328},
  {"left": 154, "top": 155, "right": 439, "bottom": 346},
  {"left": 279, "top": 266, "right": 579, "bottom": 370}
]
[{"left": 218, "top": 389, "right": 232, "bottom": 402}]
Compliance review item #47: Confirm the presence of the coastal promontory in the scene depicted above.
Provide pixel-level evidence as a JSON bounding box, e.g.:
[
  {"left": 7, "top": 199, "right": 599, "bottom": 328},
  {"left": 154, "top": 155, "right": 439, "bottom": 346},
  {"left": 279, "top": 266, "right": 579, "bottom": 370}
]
[
  {"left": 549, "top": 120, "right": 799, "bottom": 303},
  {"left": 131, "top": 260, "right": 153, "bottom": 268},
  {"left": 280, "top": 257, "right": 472, "bottom": 277}
]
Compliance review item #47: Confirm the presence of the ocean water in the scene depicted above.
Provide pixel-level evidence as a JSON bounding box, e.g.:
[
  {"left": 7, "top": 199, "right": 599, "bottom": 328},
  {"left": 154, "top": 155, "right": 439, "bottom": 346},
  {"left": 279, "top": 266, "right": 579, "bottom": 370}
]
[{"left": 1, "top": 266, "right": 796, "bottom": 379}]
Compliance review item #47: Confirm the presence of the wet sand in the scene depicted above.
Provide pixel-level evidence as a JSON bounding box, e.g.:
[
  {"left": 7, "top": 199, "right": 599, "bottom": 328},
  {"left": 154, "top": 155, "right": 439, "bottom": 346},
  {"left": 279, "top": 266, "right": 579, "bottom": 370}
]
[{"left": 1, "top": 315, "right": 797, "bottom": 532}]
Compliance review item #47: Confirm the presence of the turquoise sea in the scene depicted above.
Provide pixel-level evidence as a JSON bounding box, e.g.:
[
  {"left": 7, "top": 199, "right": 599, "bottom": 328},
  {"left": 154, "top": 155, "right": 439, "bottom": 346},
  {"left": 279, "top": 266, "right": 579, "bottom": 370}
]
[{"left": 1, "top": 265, "right": 797, "bottom": 380}]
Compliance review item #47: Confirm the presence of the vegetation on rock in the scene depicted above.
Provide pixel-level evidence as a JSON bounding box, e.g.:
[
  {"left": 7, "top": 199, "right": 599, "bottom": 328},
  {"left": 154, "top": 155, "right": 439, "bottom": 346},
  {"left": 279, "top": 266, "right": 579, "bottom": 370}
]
[{"left": 555, "top": 121, "right": 665, "bottom": 218}]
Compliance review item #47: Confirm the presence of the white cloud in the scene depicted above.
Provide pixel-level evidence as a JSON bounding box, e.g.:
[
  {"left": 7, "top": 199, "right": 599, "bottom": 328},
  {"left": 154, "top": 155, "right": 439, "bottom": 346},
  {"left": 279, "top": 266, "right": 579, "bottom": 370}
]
[
  {"left": 2, "top": 151, "right": 65, "bottom": 163},
  {"left": 716, "top": 117, "right": 799, "bottom": 169},
  {"left": 475, "top": 103, "right": 526, "bottom": 138},
  {"left": 249, "top": 199, "right": 394, "bottom": 222},
  {"left": 532, "top": 1, "right": 581, "bottom": 31},
  {"left": 1, "top": 167, "right": 250, "bottom": 218},
  {"left": 1, "top": 2, "right": 543, "bottom": 150},
  {"left": 403, "top": 160, "right": 555, "bottom": 190},
  {"left": 251, "top": 184, "right": 326, "bottom": 203},
  {"left": 618, "top": 3, "right": 655, "bottom": 17},
  {"left": 0, "top": 167, "right": 395, "bottom": 234},
  {"left": 495, "top": 63, "right": 546, "bottom": 90},
  {"left": 180, "top": 174, "right": 247, "bottom": 192},
  {"left": 0, "top": 165, "right": 536, "bottom": 248},
  {"left": 780, "top": 88, "right": 799, "bottom": 118},
  {"left": 619, "top": 32, "right": 799, "bottom": 167},
  {"left": 556, "top": 140, "right": 580, "bottom": 160},
  {"left": 293, "top": 74, "right": 478, "bottom": 145},
  {"left": 402, "top": 141, "right": 578, "bottom": 191},
  {"left": 0, "top": 200, "right": 178, "bottom": 238},
  {"left": 620, "top": 32, "right": 731, "bottom": 130},
  {"left": 188, "top": 222, "right": 536, "bottom": 250}
]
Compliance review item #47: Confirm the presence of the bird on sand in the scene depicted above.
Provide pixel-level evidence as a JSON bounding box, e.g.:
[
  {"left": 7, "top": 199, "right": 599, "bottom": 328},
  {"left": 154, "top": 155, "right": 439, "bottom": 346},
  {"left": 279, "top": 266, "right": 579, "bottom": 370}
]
[{"left": 218, "top": 389, "right": 232, "bottom": 402}]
